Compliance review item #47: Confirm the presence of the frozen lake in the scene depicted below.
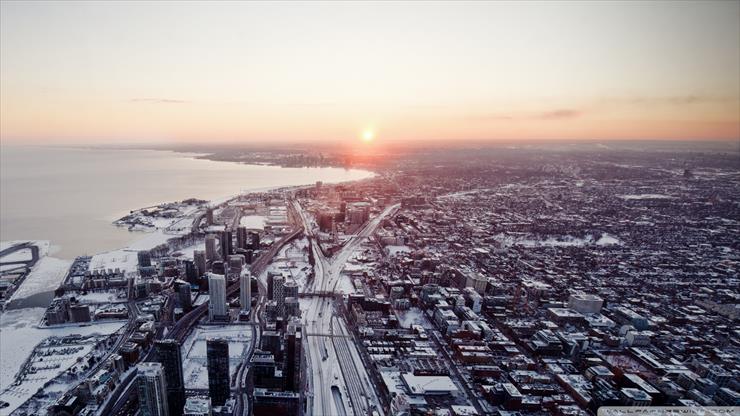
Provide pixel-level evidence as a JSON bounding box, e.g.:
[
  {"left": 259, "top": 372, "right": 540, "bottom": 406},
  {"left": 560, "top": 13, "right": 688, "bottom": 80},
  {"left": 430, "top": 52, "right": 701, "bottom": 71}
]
[{"left": 1, "top": 145, "right": 373, "bottom": 259}]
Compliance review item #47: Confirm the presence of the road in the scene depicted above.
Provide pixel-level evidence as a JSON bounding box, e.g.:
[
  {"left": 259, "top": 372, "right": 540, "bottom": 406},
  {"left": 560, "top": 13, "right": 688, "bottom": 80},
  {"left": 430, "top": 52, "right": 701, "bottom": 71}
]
[{"left": 297, "top": 201, "right": 398, "bottom": 416}]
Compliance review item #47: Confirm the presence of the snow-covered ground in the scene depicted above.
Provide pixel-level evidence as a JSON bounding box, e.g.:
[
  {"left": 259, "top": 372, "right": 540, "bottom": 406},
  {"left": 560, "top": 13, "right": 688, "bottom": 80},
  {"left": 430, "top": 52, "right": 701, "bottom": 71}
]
[
  {"left": 618, "top": 194, "right": 674, "bottom": 200},
  {"left": 384, "top": 245, "right": 412, "bottom": 257},
  {"left": 181, "top": 325, "right": 252, "bottom": 390},
  {"left": 0, "top": 308, "right": 124, "bottom": 413},
  {"left": 396, "top": 308, "right": 433, "bottom": 329},
  {"left": 239, "top": 215, "right": 267, "bottom": 230},
  {"left": 7, "top": 257, "right": 72, "bottom": 304},
  {"left": 493, "top": 233, "right": 621, "bottom": 248},
  {"left": 89, "top": 249, "right": 139, "bottom": 275},
  {"left": 67, "top": 290, "right": 127, "bottom": 304},
  {"left": 172, "top": 241, "right": 206, "bottom": 260}
]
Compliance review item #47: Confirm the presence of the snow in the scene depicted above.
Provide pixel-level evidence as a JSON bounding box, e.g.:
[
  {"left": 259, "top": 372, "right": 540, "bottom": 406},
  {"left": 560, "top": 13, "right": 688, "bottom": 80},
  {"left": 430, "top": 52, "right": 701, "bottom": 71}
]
[
  {"left": 240, "top": 215, "right": 267, "bottom": 230},
  {"left": 396, "top": 308, "right": 433, "bottom": 329},
  {"left": 0, "top": 241, "right": 51, "bottom": 258},
  {"left": 89, "top": 249, "right": 139, "bottom": 274},
  {"left": 618, "top": 194, "right": 674, "bottom": 200},
  {"left": 493, "top": 233, "right": 622, "bottom": 248},
  {"left": 7, "top": 256, "right": 71, "bottom": 305},
  {"left": 0, "top": 308, "right": 124, "bottom": 413},
  {"left": 384, "top": 245, "right": 412, "bottom": 257},
  {"left": 68, "top": 290, "right": 126, "bottom": 304},
  {"left": 172, "top": 242, "right": 206, "bottom": 260},
  {"left": 125, "top": 229, "right": 174, "bottom": 251}
]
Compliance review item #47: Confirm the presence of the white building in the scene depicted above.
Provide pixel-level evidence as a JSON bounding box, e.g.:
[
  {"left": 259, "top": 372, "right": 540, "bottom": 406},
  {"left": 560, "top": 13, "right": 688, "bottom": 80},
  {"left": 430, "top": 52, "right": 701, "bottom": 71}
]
[
  {"left": 208, "top": 273, "right": 227, "bottom": 321},
  {"left": 240, "top": 271, "right": 251, "bottom": 313},
  {"left": 568, "top": 293, "right": 604, "bottom": 314},
  {"left": 464, "top": 272, "right": 488, "bottom": 294}
]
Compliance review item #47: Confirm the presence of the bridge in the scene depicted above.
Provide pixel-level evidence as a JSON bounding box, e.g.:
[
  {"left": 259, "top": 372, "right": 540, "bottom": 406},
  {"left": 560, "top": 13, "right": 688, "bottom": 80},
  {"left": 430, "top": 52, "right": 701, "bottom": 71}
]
[{"left": 298, "top": 291, "right": 339, "bottom": 299}]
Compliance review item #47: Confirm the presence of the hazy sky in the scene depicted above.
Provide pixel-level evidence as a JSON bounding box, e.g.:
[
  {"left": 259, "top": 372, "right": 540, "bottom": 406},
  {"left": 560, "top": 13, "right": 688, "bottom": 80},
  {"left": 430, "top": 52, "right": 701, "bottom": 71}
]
[{"left": 1, "top": 1, "right": 738, "bottom": 145}]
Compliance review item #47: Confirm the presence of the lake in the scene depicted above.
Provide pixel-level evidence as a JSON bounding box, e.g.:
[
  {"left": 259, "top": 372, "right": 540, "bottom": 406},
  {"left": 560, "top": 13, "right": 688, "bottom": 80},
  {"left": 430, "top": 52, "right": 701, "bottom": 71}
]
[{"left": 0, "top": 145, "right": 373, "bottom": 259}]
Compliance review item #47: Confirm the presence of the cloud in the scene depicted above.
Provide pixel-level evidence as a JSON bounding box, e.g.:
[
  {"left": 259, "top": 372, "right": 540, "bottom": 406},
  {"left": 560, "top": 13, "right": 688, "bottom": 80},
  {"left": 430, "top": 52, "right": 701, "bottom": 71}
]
[
  {"left": 129, "top": 98, "right": 188, "bottom": 104},
  {"left": 601, "top": 95, "right": 738, "bottom": 106},
  {"left": 470, "top": 108, "right": 582, "bottom": 122},
  {"left": 537, "top": 109, "right": 582, "bottom": 120}
]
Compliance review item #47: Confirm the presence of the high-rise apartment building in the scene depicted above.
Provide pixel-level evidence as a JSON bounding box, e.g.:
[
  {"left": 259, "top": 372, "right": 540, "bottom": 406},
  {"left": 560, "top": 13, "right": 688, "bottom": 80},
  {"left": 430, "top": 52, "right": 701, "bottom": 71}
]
[{"left": 208, "top": 273, "right": 228, "bottom": 321}]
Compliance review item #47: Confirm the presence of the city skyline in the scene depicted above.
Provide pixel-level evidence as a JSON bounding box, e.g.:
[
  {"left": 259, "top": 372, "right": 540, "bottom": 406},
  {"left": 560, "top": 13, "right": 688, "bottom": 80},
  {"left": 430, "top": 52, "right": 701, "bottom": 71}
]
[{"left": 1, "top": 1, "right": 739, "bottom": 145}]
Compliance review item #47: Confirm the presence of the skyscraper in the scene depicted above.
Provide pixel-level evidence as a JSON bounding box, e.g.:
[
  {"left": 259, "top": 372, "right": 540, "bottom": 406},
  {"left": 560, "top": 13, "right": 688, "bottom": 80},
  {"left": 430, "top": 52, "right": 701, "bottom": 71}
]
[
  {"left": 284, "top": 318, "right": 303, "bottom": 392},
  {"left": 205, "top": 235, "right": 218, "bottom": 262},
  {"left": 236, "top": 226, "right": 248, "bottom": 250},
  {"left": 206, "top": 338, "right": 230, "bottom": 406},
  {"left": 208, "top": 273, "right": 228, "bottom": 322},
  {"left": 154, "top": 340, "right": 185, "bottom": 416},
  {"left": 273, "top": 275, "right": 285, "bottom": 318},
  {"left": 138, "top": 250, "right": 152, "bottom": 268},
  {"left": 193, "top": 250, "right": 207, "bottom": 277},
  {"left": 249, "top": 231, "right": 260, "bottom": 249},
  {"left": 220, "top": 229, "right": 233, "bottom": 261},
  {"left": 137, "top": 362, "right": 170, "bottom": 416},
  {"left": 240, "top": 271, "right": 252, "bottom": 314},
  {"left": 177, "top": 281, "right": 193, "bottom": 312}
]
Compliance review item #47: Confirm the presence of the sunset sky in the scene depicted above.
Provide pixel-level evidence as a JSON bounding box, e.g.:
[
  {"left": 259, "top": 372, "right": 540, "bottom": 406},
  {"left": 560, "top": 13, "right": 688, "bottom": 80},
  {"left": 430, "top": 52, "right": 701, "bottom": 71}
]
[{"left": 1, "top": 1, "right": 738, "bottom": 145}]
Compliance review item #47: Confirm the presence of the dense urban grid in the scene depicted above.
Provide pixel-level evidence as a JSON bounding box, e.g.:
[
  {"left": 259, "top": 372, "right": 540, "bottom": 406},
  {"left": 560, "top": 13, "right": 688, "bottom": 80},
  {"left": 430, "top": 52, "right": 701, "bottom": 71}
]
[{"left": 1, "top": 147, "right": 738, "bottom": 416}]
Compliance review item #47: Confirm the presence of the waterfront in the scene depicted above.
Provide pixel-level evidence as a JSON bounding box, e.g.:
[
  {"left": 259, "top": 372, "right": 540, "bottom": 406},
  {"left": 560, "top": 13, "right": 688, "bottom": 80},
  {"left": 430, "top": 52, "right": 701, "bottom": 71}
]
[{"left": 0, "top": 145, "right": 373, "bottom": 259}]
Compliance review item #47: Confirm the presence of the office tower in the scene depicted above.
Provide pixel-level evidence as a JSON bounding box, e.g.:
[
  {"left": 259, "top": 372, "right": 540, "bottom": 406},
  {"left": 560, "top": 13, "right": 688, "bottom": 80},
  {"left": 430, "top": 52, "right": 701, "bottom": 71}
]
[
  {"left": 205, "top": 208, "right": 214, "bottom": 225},
  {"left": 183, "top": 396, "right": 212, "bottom": 416},
  {"left": 228, "top": 254, "right": 244, "bottom": 277},
  {"left": 264, "top": 301, "right": 278, "bottom": 322},
  {"left": 154, "top": 340, "right": 186, "bottom": 416},
  {"left": 178, "top": 283, "right": 192, "bottom": 312},
  {"left": 236, "top": 226, "right": 248, "bottom": 250},
  {"left": 184, "top": 260, "right": 197, "bottom": 282},
  {"left": 138, "top": 250, "right": 152, "bottom": 268},
  {"left": 251, "top": 350, "right": 282, "bottom": 390},
  {"left": 249, "top": 231, "right": 260, "bottom": 249},
  {"left": 206, "top": 338, "right": 230, "bottom": 406},
  {"left": 208, "top": 273, "right": 228, "bottom": 321},
  {"left": 211, "top": 261, "right": 225, "bottom": 276},
  {"left": 267, "top": 273, "right": 276, "bottom": 300},
  {"left": 240, "top": 271, "right": 252, "bottom": 313},
  {"left": 220, "top": 230, "right": 233, "bottom": 260},
  {"left": 260, "top": 331, "right": 282, "bottom": 358},
  {"left": 205, "top": 235, "right": 218, "bottom": 262},
  {"left": 285, "top": 297, "right": 300, "bottom": 319},
  {"left": 273, "top": 275, "right": 285, "bottom": 318},
  {"left": 283, "top": 280, "right": 298, "bottom": 299},
  {"left": 284, "top": 319, "right": 303, "bottom": 392},
  {"left": 137, "top": 362, "right": 170, "bottom": 416},
  {"left": 193, "top": 250, "right": 207, "bottom": 277}
]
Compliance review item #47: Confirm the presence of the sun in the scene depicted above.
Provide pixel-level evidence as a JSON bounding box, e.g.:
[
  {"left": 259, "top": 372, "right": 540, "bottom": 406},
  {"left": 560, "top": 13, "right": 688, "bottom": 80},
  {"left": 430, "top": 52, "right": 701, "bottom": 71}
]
[{"left": 362, "top": 129, "right": 374, "bottom": 142}]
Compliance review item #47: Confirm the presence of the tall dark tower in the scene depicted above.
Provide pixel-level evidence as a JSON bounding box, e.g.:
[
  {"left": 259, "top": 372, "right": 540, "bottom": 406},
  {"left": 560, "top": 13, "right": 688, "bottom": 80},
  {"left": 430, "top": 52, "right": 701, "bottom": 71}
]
[
  {"left": 220, "top": 229, "right": 233, "bottom": 261},
  {"left": 206, "top": 338, "right": 230, "bottom": 406},
  {"left": 284, "top": 319, "right": 303, "bottom": 392},
  {"left": 249, "top": 231, "right": 260, "bottom": 249},
  {"left": 154, "top": 340, "right": 186, "bottom": 416},
  {"left": 236, "top": 226, "right": 248, "bottom": 250}
]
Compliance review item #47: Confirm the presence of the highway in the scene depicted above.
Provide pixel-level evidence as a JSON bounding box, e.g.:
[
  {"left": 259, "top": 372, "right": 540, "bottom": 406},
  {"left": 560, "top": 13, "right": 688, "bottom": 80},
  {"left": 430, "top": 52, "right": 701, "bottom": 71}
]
[{"left": 297, "top": 201, "right": 398, "bottom": 416}]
